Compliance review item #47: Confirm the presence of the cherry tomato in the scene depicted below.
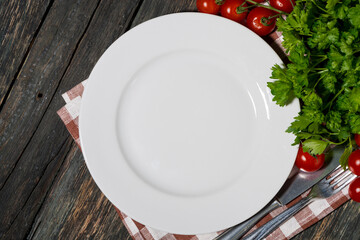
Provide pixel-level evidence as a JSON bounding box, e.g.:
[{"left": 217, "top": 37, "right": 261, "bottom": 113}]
[
  {"left": 197, "top": 0, "right": 221, "bottom": 14},
  {"left": 295, "top": 146, "right": 325, "bottom": 172},
  {"left": 348, "top": 149, "right": 360, "bottom": 176},
  {"left": 355, "top": 134, "right": 360, "bottom": 147},
  {"left": 246, "top": 7, "right": 277, "bottom": 36},
  {"left": 269, "top": 0, "right": 295, "bottom": 14},
  {"left": 220, "top": 0, "right": 248, "bottom": 23},
  {"left": 349, "top": 177, "right": 360, "bottom": 202}
]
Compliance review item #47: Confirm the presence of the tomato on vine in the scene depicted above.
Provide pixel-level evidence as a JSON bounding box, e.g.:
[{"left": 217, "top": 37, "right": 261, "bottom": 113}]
[
  {"left": 196, "top": 0, "right": 223, "bottom": 14},
  {"left": 349, "top": 177, "right": 360, "bottom": 202},
  {"left": 355, "top": 134, "right": 360, "bottom": 148},
  {"left": 349, "top": 149, "right": 360, "bottom": 176},
  {"left": 220, "top": 0, "right": 248, "bottom": 23},
  {"left": 269, "top": 0, "right": 295, "bottom": 14},
  {"left": 295, "top": 146, "right": 325, "bottom": 172},
  {"left": 246, "top": 7, "right": 277, "bottom": 36}
]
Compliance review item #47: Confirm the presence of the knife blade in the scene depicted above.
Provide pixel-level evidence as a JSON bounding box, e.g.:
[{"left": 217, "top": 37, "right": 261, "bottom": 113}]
[
  {"left": 215, "top": 145, "right": 344, "bottom": 240},
  {"left": 276, "top": 145, "right": 343, "bottom": 205}
]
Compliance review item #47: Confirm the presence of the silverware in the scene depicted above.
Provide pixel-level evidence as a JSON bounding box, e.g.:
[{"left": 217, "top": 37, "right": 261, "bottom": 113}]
[
  {"left": 243, "top": 166, "right": 356, "bottom": 240},
  {"left": 215, "top": 146, "right": 343, "bottom": 240}
]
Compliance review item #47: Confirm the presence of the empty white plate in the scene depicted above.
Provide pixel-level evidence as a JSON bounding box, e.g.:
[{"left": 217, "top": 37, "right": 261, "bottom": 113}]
[{"left": 79, "top": 12, "right": 299, "bottom": 234}]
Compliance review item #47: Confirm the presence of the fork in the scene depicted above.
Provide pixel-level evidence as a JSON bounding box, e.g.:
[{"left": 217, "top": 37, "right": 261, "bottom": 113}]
[{"left": 242, "top": 166, "right": 356, "bottom": 240}]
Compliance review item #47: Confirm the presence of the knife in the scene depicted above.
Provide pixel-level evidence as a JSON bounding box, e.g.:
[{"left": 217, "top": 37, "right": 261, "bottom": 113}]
[{"left": 214, "top": 145, "right": 344, "bottom": 240}]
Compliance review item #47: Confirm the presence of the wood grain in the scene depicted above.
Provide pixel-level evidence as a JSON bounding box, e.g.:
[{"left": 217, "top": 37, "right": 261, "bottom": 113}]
[
  {"left": 0, "top": 138, "right": 74, "bottom": 240},
  {"left": 0, "top": 0, "right": 359, "bottom": 239},
  {"left": 0, "top": 0, "right": 141, "bottom": 239},
  {"left": 131, "top": 0, "right": 197, "bottom": 27},
  {"left": 22, "top": 1, "right": 201, "bottom": 239},
  {"left": 0, "top": 0, "right": 51, "bottom": 106},
  {"left": 27, "top": 146, "right": 131, "bottom": 240},
  {"left": 0, "top": 0, "right": 100, "bottom": 190},
  {"left": 0, "top": 0, "right": 101, "bottom": 237}
]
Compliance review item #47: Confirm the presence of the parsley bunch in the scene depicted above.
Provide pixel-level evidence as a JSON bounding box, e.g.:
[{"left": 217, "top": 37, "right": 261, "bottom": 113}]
[{"left": 268, "top": 0, "right": 360, "bottom": 167}]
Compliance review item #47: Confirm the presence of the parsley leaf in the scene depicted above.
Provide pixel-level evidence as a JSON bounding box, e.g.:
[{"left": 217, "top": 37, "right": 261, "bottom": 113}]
[
  {"left": 339, "top": 143, "right": 353, "bottom": 169},
  {"left": 326, "top": 0, "right": 340, "bottom": 10},
  {"left": 269, "top": 0, "right": 360, "bottom": 164},
  {"left": 348, "top": 4, "right": 360, "bottom": 28},
  {"left": 349, "top": 87, "right": 360, "bottom": 112},
  {"left": 320, "top": 71, "right": 337, "bottom": 93},
  {"left": 302, "top": 139, "right": 329, "bottom": 155},
  {"left": 326, "top": 111, "right": 342, "bottom": 132}
]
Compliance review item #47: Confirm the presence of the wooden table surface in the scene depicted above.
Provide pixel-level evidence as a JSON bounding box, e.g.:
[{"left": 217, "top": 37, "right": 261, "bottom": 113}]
[{"left": 0, "top": 0, "right": 359, "bottom": 239}]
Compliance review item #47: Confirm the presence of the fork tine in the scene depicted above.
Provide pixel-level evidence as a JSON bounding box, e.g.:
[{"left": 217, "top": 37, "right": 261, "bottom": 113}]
[
  {"left": 325, "top": 166, "right": 345, "bottom": 183},
  {"left": 332, "top": 165, "right": 342, "bottom": 172},
  {"left": 330, "top": 170, "right": 352, "bottom": 186},
  {"left": 332, "top": 174, "right": 357, "bottom": 194},
  {"left": 329, "top": 165, "right": 342, "bottom": 175},
  {"left": 340, "top": 174, "right": 357, "bottom": 188}
]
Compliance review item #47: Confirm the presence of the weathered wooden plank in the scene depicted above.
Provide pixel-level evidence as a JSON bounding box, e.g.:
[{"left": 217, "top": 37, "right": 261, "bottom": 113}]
[
  {"left": 131, "top": 0, "right": 197, "bottom": 27},
  {"left": 21, "top": 0, "right": 201, "bottom": 239},
  {"left": 28, "top": 146, "right": 131, "bottom": 240},
  {"left": 0, "top": 0, "right": 142, "bottom": 239},
  {"left": 0, "top": 0, "right": 101, "bottom": 237},
  {"left": 0, "top": 0, "right": 100, "bottom": 190},
  {"left": 0, "top": 0, "right": 51, "bottom": 105},
  {"left": 1, "top": 0, "right": 357, "bottom": 239},
  {"left": 293, "top": 200, "right": 360, "bottom": 240},
  {"left": 0, "top": 137, "right": 73, "bottom": 240}
]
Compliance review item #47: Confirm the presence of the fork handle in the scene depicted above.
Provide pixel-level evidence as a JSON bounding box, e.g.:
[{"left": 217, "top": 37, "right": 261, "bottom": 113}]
[
  {"left": 214, "top": 200, "right": 281, "bottom": 240},
  {"left": 243, "top": 197, "right": 314, "bottom": 240}
]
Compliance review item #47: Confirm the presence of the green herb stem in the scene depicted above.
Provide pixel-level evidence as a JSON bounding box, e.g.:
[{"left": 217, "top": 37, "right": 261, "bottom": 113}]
[
  {"left": 325, "top": 137, "right": 348, "bottom": 145},
  {"left": 313, "top": 76, "right": 323, "bottom": 90},
  {"left": 310, "top": 0, "right": 328, "bottom": 13},
  {"left": 324, "top": 87, "right": 345, "bottom": 110}
]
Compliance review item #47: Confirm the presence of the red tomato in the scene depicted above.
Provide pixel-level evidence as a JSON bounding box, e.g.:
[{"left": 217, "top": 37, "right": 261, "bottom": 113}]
[
  {"left": 355, "top": 134, "right": 360, "bottom": 147},
  {"left": 295, "top": 146, "right": 325, "bottom": 172},
  {"left": 269, "top": 0, "right": 295, "bottom": 13},
  {"left": 246, "top": 7, "right": 277, "bottom": 36},
  {"left": 197, "top": 0, "right": 221, "bottom": 14},
  {"left": 349, "top": 150, "right": 360, "bottom": 176},
  {"left": 349, "top": 177, "right": 360, "bottom": 202},
  {"left": 220, "top": 0, "right": 248, "bottom": 23}
]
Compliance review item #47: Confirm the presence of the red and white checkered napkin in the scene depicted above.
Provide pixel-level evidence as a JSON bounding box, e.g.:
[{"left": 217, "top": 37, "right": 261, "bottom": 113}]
[{"left": 57, "top": 31, "right": 351, "bottom": 240}]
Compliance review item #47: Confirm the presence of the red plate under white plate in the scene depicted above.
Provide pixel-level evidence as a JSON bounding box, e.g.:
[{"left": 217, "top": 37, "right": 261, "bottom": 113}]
[{"left": 79, "top": 12, "right": 299, "bottom": 234}]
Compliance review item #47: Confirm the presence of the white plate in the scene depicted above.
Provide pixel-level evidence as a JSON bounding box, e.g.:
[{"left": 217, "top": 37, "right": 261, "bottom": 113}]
[{"left": 80, "top": 13, "right": 299, "bottom": 234}]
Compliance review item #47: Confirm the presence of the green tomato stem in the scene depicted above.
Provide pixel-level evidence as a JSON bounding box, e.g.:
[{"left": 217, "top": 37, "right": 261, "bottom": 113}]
[
  {"left": 236, "top": 4, "right": 255, "bottom": 14},
  {"left": 215, "top": 0, "right": 225, "bottom": 5},
  {"left": 290, "top": 0, "right": 295, "bottom": 8},
  {"left": 268, "top": 13, "right": 283, "bottom": 19},
  {"left": 245, "top": 0, "right": 289, "bottom": 15}
]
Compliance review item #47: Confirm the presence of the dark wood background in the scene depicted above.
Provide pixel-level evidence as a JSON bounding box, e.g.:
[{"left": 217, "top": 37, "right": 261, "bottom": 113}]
[{"left": 0, "top": 0, "right": 359, "bottom": 239}]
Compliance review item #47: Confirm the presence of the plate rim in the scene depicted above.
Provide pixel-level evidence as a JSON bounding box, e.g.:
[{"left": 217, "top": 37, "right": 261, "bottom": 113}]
[{"left": 79, "top": 12, "right": 300, "bottom": 234}]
